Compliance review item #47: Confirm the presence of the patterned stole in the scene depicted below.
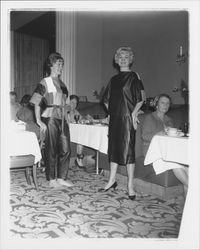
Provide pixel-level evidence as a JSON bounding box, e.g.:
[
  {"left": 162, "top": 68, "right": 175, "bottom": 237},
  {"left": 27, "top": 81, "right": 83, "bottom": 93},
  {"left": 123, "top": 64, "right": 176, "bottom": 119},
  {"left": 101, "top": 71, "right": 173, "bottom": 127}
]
[
  {"left": 44, "top": 77, "right": 63, "bottom": 106},
  {"left": 45, "top": 77, "right": 57, "bottom": 93}
]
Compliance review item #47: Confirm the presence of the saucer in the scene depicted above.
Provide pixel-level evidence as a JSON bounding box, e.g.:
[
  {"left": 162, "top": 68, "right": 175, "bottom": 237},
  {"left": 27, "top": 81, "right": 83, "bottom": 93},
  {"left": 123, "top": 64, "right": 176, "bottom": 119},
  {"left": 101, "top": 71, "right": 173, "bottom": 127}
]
[
  {"left": 94, "top": 123, "right": 104, "bottom": 126},
  {"left": 167, "top": 131, "right": 184, "bottom": 137}
]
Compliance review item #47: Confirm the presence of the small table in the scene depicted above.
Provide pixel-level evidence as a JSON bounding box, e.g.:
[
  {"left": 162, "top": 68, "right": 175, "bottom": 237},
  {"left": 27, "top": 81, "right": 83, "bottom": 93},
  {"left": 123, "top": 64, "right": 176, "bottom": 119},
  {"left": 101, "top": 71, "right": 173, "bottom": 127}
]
[
  {"left": 144, "top": 132, "right": 188, "bottom": 174},
  {"left": 69, "top": 123, "right": 108, "bottom": 174}
]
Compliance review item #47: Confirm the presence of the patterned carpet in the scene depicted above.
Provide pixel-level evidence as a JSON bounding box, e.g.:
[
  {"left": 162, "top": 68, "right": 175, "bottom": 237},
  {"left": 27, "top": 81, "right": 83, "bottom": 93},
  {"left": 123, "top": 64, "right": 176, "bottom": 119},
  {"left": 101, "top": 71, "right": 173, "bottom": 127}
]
[{"left": 10, "top": 164, "right": 185, "bottom": 239}]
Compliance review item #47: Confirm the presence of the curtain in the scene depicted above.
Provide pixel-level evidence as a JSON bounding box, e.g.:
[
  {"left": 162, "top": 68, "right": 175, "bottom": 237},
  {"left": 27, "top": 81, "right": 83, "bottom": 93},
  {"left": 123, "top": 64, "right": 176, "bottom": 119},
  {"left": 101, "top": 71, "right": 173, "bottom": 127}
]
[
  {"left": 56, "top": 11, "right": 76, "bottom": 97},
  {"left": 11, "top": 31, "right": 49, "bottom": 101}
]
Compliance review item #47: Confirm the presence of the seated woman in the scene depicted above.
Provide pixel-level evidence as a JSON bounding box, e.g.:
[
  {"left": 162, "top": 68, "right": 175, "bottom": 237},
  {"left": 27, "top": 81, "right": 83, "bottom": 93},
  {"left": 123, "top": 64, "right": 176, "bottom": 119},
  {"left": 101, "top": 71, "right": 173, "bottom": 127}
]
[
  {"left": 10, "top": 91, "right": 21, "bottom": 121},
  {"left": 17, "top": 94, "right": 40, "bottom": 140},
  {"left": 141, "top": 93, "right": 188, "bottom": 196},
  {"left": 67, "top": 95, "right": 87, "bottom": 168},
  {"left": 142, "top": 93, "right": 173, "bottom": 156}
]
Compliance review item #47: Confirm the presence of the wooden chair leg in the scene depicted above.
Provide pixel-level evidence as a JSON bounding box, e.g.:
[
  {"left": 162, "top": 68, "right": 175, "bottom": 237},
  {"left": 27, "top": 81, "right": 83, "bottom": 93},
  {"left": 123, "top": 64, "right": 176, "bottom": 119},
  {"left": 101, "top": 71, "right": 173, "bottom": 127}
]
[
  {"left": 164, "top": 171, "right": 169, "bottom": 187},
  {"left": 25, "top": 167, "right": 31, "bottom": 185},
  {"left": 32, "top": 164, "right": 39, "bottom": 191}
]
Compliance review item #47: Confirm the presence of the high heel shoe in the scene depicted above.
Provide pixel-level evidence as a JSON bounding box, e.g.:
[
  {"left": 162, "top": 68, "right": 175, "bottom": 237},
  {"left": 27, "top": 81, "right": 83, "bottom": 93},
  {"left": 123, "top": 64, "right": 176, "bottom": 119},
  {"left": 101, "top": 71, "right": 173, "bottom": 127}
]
[
  {"left": 127, "top": 191, "right": 136, "bottom": 200},
  {"left": 98, "top": 181, "right": 117, "bottom": 192},
  {"left": 74, "top": 159, "right": 85, "bottom": 169},
  {"left": 75, "top": 153, "right": 85, "bottom": 168},
  {"left": 128, "top": 194, "right": 136, "bottom": 201}
]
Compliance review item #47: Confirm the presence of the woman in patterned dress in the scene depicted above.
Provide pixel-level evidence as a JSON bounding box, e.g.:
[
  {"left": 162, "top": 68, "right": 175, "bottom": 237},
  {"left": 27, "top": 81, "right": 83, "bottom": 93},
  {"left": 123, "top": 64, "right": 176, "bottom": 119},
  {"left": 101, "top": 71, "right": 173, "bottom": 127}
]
[{"left": 30, "top": 52, "right": 73, "bottom": 188}]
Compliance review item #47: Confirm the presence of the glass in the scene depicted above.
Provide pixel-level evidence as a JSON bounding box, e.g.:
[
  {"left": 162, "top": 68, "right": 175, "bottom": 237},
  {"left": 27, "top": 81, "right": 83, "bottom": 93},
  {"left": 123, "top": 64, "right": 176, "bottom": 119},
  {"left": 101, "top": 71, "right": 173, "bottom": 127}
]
[
  {"left": 93, "top": 114, "right": 99, "bottom": 120},
  {"left": 74, "top": 114, "right": 80, "bottom": 124},
  {"left": 182, "top": 122, "right": 189, "bottom": 137}
]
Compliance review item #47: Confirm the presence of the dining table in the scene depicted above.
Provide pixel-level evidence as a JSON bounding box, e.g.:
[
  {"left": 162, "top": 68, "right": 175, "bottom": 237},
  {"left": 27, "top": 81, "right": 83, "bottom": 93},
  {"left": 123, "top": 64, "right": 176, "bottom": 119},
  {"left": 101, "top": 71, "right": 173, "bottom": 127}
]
[
  {"left": 8, "top": 122, "right": 42, "bottom": 164},
  {"left": 144, "top": 131, "right": 189, "bottom": 174},
  {"left": 69, "top": 122, "right": 108, "bottom": 174}
]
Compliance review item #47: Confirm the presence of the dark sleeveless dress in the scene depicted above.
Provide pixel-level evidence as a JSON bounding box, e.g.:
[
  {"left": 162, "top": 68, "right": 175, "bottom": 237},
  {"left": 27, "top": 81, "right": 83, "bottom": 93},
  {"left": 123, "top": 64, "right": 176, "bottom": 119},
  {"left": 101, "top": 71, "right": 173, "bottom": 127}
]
[{"left": 102, "top": 71, "right": 144, "bottom": 165}]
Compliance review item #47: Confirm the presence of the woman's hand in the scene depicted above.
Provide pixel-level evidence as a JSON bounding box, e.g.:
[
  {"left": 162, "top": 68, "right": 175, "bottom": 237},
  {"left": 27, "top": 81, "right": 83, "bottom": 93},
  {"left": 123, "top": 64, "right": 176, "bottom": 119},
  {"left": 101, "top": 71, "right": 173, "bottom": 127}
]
[
  {"left": 132, "top": 109, "right": 143, "bottom": 130},
  {"left": 132, "top": 114, "right": 139, "bottom": 130},
  {"left": 37, "top": 120, "right": 47, "bottom": 134},
  {"left": 35, "top": 106, "right": 47, "bottom": 134}
]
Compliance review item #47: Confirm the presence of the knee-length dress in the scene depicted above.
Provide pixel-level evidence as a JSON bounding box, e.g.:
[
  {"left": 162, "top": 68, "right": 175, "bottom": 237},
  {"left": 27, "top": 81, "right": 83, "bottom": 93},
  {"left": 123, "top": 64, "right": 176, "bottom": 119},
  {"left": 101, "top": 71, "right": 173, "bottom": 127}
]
[{"left": 102, "top": 71, "right": 144, "bottom": 165}]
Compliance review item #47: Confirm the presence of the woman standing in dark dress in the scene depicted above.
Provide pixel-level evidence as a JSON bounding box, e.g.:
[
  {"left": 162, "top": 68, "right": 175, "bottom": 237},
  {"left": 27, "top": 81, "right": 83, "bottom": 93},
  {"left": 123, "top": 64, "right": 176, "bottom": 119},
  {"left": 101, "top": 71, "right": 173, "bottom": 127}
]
[{"left": 101, "top": 47, "right": 145, "bottom": 200}]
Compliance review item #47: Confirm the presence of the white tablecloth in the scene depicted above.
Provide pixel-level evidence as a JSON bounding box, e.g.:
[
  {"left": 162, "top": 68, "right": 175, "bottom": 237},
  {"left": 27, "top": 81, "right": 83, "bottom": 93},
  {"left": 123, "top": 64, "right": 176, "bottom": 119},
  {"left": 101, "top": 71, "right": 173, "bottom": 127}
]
[
  {"left": 8, "top": 130, "right": 42, "bottom": 164},
  {"left": 144, "top": 133, "right": 188, "bottom": 174},
  {"left": 69, "top": 123, "right": 108, "bottom": 154}
]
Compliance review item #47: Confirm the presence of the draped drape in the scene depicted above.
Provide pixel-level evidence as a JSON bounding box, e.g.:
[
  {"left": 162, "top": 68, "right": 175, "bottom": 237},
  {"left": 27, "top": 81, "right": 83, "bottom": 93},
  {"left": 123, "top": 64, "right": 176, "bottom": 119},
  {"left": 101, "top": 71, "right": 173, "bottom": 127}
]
[
  {"left": 11, "top": 31, "right": 49, "bottom": 101},
  {"left": 56, "top": 11, "right": 76, "bottom": 97}
]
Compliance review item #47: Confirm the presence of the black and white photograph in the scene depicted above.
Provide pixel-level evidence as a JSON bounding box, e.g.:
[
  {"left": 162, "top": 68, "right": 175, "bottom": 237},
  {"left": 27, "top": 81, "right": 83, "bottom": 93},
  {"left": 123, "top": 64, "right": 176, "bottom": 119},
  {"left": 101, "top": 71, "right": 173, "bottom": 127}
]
[{"left": 1, "top": 1, "right": 200, "bottom": 250}]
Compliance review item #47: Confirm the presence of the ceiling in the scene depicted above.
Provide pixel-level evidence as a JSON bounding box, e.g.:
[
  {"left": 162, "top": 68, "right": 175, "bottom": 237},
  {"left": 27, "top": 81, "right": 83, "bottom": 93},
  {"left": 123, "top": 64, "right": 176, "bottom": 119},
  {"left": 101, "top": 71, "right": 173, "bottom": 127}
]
[
  {"left": 10, "top": 11, "right": 55, "bottom": 40},
  {"left": 11, "top": 11, "right": 46, "bottom": 30}
]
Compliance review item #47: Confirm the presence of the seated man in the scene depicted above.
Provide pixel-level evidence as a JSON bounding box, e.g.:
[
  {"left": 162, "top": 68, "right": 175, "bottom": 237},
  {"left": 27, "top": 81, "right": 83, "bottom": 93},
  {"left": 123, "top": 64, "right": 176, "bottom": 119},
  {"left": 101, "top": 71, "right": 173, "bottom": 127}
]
[
  {"left": 141, "top": 93, "right": 188, "bottom": 196},
  {"left": 17, "top": 95, "right": 45, "bottom": 170},
  {"left": 10, "top": 91, "right": 21, "bottom": 121},
  {"left": 67, "top": 95, "right": 85, "bottom": 168},
  {"left": 17, "top": 94, "right": 40, "bottom": 140},
  {"left": 67, "top": 95, "right": 109, "bottom": 169}
]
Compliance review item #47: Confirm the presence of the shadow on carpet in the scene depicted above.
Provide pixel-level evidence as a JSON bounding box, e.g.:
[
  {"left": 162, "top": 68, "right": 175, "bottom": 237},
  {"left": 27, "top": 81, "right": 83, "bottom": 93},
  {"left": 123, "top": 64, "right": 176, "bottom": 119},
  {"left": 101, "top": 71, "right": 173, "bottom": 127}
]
[{"left": 10, "top": 165, "right": 185, "bottom": 238}]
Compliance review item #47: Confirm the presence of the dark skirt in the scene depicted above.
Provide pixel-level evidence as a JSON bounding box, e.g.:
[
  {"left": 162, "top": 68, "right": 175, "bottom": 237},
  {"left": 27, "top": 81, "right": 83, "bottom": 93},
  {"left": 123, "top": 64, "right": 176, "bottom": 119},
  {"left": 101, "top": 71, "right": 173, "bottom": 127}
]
[{"left": 108, "top": 115, "right": 136, "bottom": 165}]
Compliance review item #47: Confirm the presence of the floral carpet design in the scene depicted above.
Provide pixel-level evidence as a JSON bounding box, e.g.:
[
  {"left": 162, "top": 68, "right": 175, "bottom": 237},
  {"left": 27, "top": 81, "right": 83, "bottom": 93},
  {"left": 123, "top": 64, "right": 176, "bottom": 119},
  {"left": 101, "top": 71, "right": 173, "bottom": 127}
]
[{"left": 10, "top": 165, "right": 185, "bottom": 238}]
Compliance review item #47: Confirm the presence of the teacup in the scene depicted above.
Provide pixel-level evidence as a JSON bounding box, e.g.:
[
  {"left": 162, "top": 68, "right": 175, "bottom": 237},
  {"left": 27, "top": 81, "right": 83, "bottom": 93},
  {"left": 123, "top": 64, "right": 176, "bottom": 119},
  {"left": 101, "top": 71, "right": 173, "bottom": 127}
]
[{"left": 167, "top": 127, "right": 178, "bottom": 136}]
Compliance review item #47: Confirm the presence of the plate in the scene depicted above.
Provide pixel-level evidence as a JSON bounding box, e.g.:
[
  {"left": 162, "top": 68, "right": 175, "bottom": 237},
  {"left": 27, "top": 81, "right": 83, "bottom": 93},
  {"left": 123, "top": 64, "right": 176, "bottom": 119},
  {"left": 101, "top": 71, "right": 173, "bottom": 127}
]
[
  {"left": 94, "top": 123, "right": 104, "bottom": 126},
  {"left": 167, "top": 131, "right": 184, "bottom": 137}
]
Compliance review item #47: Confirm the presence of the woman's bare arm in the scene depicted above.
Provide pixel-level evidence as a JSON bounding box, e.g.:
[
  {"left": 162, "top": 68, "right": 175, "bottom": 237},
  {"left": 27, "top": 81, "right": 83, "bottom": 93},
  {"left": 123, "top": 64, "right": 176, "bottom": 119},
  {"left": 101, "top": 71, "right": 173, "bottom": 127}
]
[{"left": 35, "top": 105, "right": 47, "bottom": 133}]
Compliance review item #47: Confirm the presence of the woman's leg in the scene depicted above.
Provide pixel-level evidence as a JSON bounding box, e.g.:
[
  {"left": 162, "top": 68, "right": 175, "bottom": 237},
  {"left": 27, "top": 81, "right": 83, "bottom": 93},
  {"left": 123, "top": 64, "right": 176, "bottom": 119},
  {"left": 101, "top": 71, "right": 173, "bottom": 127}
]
[
  {"left": 126, "top": 163, "right": 136, "bottom": 195},
  {"left": 44, "top": 118, "right": 60, "bottom": 187},
  {"left": 76, "top": 144, "right": 84, "bottom": 167},
  {"left": 77, "top": 144, "right": 83, "bottom": 155},
  {"left": 45, "top": 118, "right": 58, "bottom": 181},
  {"left": 57, "top": 122, "right": 73, "bottom": 186},
  {"left": 104, "top": 162, "right": 118, "bottom": 189},
  {"left": 172, "top": 167, "right": 188, "bottom": 197}
]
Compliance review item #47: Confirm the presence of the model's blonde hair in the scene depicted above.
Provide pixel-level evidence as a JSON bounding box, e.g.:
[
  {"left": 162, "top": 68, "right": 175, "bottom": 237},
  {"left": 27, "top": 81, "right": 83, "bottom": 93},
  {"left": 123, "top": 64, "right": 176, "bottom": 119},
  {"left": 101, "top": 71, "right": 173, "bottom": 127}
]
[{"left": 114, "top": 47, "right": 134, "bottom": 64}]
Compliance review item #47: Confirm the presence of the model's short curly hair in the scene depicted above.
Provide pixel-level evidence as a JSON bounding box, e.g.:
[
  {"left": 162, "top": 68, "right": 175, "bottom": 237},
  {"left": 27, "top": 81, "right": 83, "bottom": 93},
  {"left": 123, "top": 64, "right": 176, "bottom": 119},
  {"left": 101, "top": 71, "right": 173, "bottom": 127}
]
[
  {"left": 114, "top": 47, "right": 134, "bottom": 65},
  {"left": 45, "top": 52, "right": 64, "bottom": 76},
  {"left": 46, "top": 52, "right": 64, "bottom": 67}
]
